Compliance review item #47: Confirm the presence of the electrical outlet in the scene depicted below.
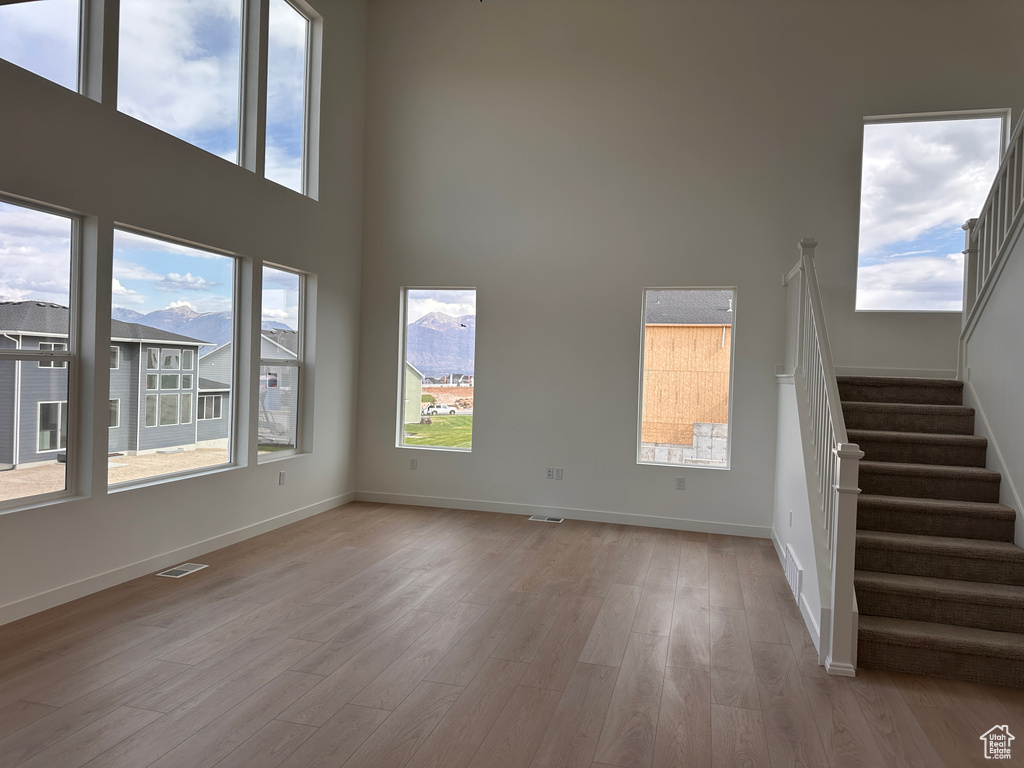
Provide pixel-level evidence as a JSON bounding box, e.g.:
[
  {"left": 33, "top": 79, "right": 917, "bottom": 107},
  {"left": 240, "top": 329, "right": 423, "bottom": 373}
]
[
  {"left": 676, "top": 477, "right": 685, "bottom": 490},
  {"left": 555, "top": 468, "right": 563, "bottom": 480},
  {"left": 279, "top": 471, "right": 286, "bottom": 485},
  {"left": 546, "top": 467, "right": 554, "bottom": 480},
  {"left": 410, "top": 458, "right": 418, "bottom": 470}
]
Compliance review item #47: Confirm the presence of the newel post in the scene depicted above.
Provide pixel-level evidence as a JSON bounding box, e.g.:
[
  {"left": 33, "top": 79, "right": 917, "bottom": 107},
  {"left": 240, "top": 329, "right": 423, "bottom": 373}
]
[{"left": 826, "top": 442, "right": 863, "bottom": 676}]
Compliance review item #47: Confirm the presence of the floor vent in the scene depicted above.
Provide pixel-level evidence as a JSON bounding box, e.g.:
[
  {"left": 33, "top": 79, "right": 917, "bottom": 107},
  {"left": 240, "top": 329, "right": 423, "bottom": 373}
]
[
  {"left": 156, "top": 563, "right": 209, "bottom": 579},
  {"left": 784, "top": 545, "right": 802, "bottom": 601},
  {"left": 528, "top": 515, "right": 565, "bottom": 523}
]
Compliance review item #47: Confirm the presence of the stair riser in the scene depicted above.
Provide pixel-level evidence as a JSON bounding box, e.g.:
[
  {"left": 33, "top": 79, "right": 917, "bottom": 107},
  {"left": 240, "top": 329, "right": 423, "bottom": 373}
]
[
  {"left": 857, "top": 591, "right": 1024, "bottom": 633},
  {"left": 838, "top": 383, "right": 963, "bottom": 406},
  {"left": 857, "top": 505, "right": 1015, "bottom": 542},
  {"left": 859, "top": 471, "right": 1000, "bottom": 503},
  {"left": 856, "top": 549, "right": 1024, "bottom": 586},
  {"left": 855, "top": 439, "right": 987, "bottom": 467},
  {"left": 843, "top": 408, "right": 975, "bottom": 435},
  {"left": 858, "top": 639, "right": 1024, "bottom": 687}
]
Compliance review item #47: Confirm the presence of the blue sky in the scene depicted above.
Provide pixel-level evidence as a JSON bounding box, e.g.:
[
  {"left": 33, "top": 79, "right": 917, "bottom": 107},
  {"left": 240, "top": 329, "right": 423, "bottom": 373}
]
[
  {"left": 856, "top": 117, "right": 1003, "bottom": 311},
  {"left": 0, "top": 0, "right": 307, "bottom": 191}
]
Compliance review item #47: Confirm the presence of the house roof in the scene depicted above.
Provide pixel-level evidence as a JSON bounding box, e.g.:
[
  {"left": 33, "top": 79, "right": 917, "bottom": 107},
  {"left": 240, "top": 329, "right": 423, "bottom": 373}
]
[
  {"left": 0, "top": 301, "right": 209, "bottom": 345},
  {"left": 199, "top": 377, "right": 230, "bottom": 392},
  {"left": 261, "top": 328, "right": 299, "bottom": 356},
  {"left": 644, "top": 290, "right": 733, "bottom": 326}
]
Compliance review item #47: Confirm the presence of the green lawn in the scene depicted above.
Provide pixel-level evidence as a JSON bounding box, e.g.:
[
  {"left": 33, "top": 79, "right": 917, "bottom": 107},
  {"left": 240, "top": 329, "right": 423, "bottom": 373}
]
[{"left": 403, "top": 414, "right": 473, "bottom": 449}]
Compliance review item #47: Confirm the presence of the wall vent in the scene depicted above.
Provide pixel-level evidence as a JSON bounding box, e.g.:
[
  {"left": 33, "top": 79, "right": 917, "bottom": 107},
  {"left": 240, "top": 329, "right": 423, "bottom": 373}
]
[
  {"left": 156, "top": 563, "right": 209, "bottom": 578},
  {"left": 528, "top": 515, "right": 564, "bottom": 523},
  {"left": 784, "top": 545, "right": 802, "bottom": 601}
]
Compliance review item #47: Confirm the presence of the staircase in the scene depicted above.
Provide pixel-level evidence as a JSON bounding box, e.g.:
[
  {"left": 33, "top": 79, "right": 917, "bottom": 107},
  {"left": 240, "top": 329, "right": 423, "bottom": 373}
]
[{"left": 838, "top": 375, "right": 1024, "bottom": 688}]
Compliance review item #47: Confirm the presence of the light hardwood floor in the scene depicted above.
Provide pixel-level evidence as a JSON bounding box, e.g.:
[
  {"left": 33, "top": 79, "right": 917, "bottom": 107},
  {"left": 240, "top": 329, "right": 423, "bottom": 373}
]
[{"left": 0, "top": 502, "right": 1020, "bottom": 768}]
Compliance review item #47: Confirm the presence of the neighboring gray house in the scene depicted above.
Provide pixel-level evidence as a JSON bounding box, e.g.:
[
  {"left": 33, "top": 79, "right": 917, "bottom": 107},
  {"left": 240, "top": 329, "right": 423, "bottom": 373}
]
[
  {"left": 199, "top": 329, "right": 297, "bottom": 447},
  {"left": 0, "top": 301, "right": 217, "bottom": 467}
]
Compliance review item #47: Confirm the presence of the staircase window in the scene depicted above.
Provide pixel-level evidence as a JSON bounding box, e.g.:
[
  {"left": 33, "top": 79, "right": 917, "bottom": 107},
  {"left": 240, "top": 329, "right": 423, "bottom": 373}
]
[{"left": 855, "top": 111, "right": 1007, "bottom": 312}]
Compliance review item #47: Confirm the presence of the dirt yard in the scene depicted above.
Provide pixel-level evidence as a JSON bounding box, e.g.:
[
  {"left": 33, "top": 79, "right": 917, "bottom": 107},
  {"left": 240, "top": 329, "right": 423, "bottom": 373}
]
[{"left": 0, "top": 448, "right": 231, "bottom": 502}]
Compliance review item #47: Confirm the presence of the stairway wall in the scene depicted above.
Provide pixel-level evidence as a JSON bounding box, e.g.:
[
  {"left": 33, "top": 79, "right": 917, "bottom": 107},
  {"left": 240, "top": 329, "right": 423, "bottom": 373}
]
[{"left": 962, "top": 234, "right": 1024, "bottom": 547}]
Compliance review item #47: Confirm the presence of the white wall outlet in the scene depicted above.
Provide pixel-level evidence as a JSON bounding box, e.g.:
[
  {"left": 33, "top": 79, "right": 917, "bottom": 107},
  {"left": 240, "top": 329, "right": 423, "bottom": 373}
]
[
  {"left": 279, "top": 471, "right": 286, "bottom": 485},
  {"left": 676, "top": 477, "right": 685, "bottom": 490},
  {"left": 546, "top": 467, "right": 554, "bottom": 480},
  {"left": 410, "top": 458, "right": 418, "bottom": 470},
  {"left": 555, "top": 468, "right": 563, "bottom": 480}
]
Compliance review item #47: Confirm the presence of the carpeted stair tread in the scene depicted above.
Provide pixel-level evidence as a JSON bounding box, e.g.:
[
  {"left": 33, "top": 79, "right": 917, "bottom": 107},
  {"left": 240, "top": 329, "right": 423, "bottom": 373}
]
[
  {"left": 856, "top": 530, "right": 1024, "bottom": 585},
  {"left": 838, "top": 376, "right": 964, "bottom": 405},
  {"left": 858, "top": 616, "right": 1024, "bottom": 660},
  {"left": 857, "top": 494, "right": 1016, "bottom": 542},
  {"left": 859, "top": 461, "right": 1001, "bottom": 503},
  {"left": 848, "top": 429, "right": 988, "bottom": 467},
  {"left": 842, "top": 401, "right": 975, "bottom": 435}
]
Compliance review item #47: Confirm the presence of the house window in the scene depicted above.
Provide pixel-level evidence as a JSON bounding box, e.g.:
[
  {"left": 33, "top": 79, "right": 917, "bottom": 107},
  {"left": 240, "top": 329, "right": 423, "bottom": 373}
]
[
  {"left": 145, "top": 394, "right": 158, "bottom": 427},
  {"left": 109, "top": 399, "right": 120, "bottom": 428},
  {"left": 38, "top": 342, "right": 69, "bottom": 369},
  {"left": 0, "top": 0, "right": 81, "bottom": 92},
  {"left": 37, "top": 402, "right": 68, "bottom": 453},
  {"left": 855, "top": 111, "right": 1006, "bottom": 311},
  {"left": 198, "top": 395, "right": 223, "bottom": 420},
  {"left": 258, "top": 264, "right": 308, "bottom": 455},
  {"left": 265, "top": 0, "right": 312, "bottom": 193},
  {"left": 0, "top": 197, "right": 76, "bottom": 506},
  {"left": 111, "top": 229, "right": 236, "bottom": 485},
  {"left": 110, "top": 346, "right": 119, "bottom": 369},
  {"left": 638, "top": 289, "right": 735, "bottom": 469},
  {"left": 398, "top": 288, "right": 476, "bottom": 451}
]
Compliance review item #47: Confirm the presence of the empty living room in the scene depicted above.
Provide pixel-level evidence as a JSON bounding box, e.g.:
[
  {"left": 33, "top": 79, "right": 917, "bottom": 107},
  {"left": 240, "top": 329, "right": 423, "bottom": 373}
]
[{"left": 1, "top": 1, "right": 1023, "bottom": 767}]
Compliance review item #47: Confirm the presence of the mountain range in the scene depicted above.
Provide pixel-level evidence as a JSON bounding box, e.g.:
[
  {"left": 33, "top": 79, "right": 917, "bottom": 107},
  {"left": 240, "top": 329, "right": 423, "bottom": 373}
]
[
  {"left": 113, "top": 306, "right": 291, "bottom": 349},
  {"left": 406, "top": 311, "right": 476, "bottom": 378}
]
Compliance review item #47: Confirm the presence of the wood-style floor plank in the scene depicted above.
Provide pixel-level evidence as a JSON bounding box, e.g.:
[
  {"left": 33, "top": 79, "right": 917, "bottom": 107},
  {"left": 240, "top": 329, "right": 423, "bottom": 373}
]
[{"left": 0, "top": 502, "right": 1017, "bottom": 768}]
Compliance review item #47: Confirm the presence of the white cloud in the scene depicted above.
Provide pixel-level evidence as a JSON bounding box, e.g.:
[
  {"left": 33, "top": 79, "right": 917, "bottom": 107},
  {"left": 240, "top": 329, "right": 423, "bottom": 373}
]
[
  {"left": 111, "top": 278, "right": 146, "bottom": 304},
  {"left": 262, "top": 308, "right": 289, "bottom": 320},
  {"left": 859, "top": 118, "right": 1002, "bottom": 257},
  {"left": 856, "top": 253, "right": 965, "bottom": 311},
  {"left": 407, "top": 291, "right": 477, "bottom": 323},
  {"left": 0, "top": 202, "right": 72, "bottom": 305},
  {"left": 155, "top": 272, "right": 218, "bottom": 293},
  {"left": 166, "top": 300, "right": 197, "bottom": 310}
]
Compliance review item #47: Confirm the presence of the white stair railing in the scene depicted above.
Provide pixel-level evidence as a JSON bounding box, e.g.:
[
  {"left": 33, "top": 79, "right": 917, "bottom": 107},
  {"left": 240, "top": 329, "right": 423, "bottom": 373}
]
[
  {"left": 783, "top": 238, "right": 863, "bottom": 676},
  {"left": 962, "top": 115, "right": 1024, "bottom": 343}
]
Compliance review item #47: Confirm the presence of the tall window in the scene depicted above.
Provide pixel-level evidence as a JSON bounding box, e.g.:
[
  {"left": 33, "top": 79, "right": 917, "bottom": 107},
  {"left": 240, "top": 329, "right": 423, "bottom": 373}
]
[
  {"left": 0, "top": 0, "right": 80, "bottom": 92},
  {"left": 399, "top": 289, "right": 476, "bottom": 451},
  {"left": 856, "top": 113, "right": 1005, "bottom": 311},
  {"left": 259, "top": 265, "right": 305, "bottom": 455},
  {"left": 118, "top": 0, "right": 244, "bottom": 161},
  {"left": 638, "top": 289, "right": 734, "bottom": 469},
  {"left": 265, "top": 0, "right": 311, "bottom": 192},
  {"left": 109, "top": 230, "right": 235, "bottom": 486},
  {"left": 0, "top": 198, "right": 76, "bottom": 505}
]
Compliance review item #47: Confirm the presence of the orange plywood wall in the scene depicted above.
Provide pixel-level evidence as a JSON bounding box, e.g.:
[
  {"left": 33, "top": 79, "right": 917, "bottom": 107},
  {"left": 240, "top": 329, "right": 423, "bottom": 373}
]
[{"left": 641, "top": 325, "right": 731, "bottom": 445}]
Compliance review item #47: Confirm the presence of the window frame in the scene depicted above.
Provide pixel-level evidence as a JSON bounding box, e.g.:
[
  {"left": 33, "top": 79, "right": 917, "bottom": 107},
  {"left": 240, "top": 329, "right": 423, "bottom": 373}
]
[
  {"left": 0, "top": 195, "right": 79, "bottom": 511},
  {"left": 198, "top": 394, "right": 224, "bottom": 421},
  {"left": 397, "top": 286, "right": 477, "bottom": 453},
  {"left": 636, "top": 287, "right": 737, "bottom": 471},
  {"left": 38, "top": 342, "right": 69, "bottom": 369},
  {"left": 37, "top": 401, "right": 69, "bottom": 454},
  {"left": 110, "top": 345, "right": 119, "bottom": 369},
  {"left": 109, "top": 399, "right": 120, "bottom": 429},
  {"left": 257, "top": 263, "right": 307, "bottom": 459}
]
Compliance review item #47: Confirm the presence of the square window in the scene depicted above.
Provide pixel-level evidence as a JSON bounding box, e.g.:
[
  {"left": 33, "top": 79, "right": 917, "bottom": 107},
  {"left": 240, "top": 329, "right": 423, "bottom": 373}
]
[
  {"left": 160, "top": 374, "right": 180, "bottom": 390},
  {"left": 181, "top": 349, "right": 194, "bottom": 370},
  {"left": 148, "top": 348, "right": 159, "bottom": 370},
  {"left": 638, "top": 289, "right": 734, "bottom": 469},
  {"left": 161, "top": 349, "right": 180, "bottom": 370},
  {"left": 37, "top": 401, "right": 68, "bottom": 453},
  {"left": 146, "top": 374, "right": 159, "bottom": 391},
  {"left": 109, "top": 399, "right": 120, "bottom": 428},
  {"left": 159, "top": 394, "right": 179, "bottom": 426},
  {"left": 182, "top": 374, "right": 193, "bottom": 390},
  {"left": 110, "top": 346, "right": 120, "bottom": 369}
]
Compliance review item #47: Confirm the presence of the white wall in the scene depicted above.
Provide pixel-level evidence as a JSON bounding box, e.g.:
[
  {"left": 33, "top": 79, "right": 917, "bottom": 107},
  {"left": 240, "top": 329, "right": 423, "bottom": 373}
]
[
  {"left": 356, "top": 0, "right": 1024, "bottom": 531},
  {"left": 0, "top": 0, "right": 367, "bottom": 624},
  {"left": 963, "top": 232, "right": 1024, "bottom": 547}
]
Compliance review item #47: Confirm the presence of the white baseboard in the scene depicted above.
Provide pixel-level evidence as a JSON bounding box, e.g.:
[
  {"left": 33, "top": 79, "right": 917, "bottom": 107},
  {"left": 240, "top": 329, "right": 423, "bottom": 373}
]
[
  {"left": 0, "top": 492, "right": 355, "bottom": 627},
  {"left": 963, "top": 379, "right": 1024, "bottom": 547},
  {"left": 802, "top": 593, "right": 823, "bottom": 657},
  {"left": 355, "top": 491, "right": 772, "bottom": 538},
  {"left": 834, "top": 366, "right": 957, "bottom": 379}
]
